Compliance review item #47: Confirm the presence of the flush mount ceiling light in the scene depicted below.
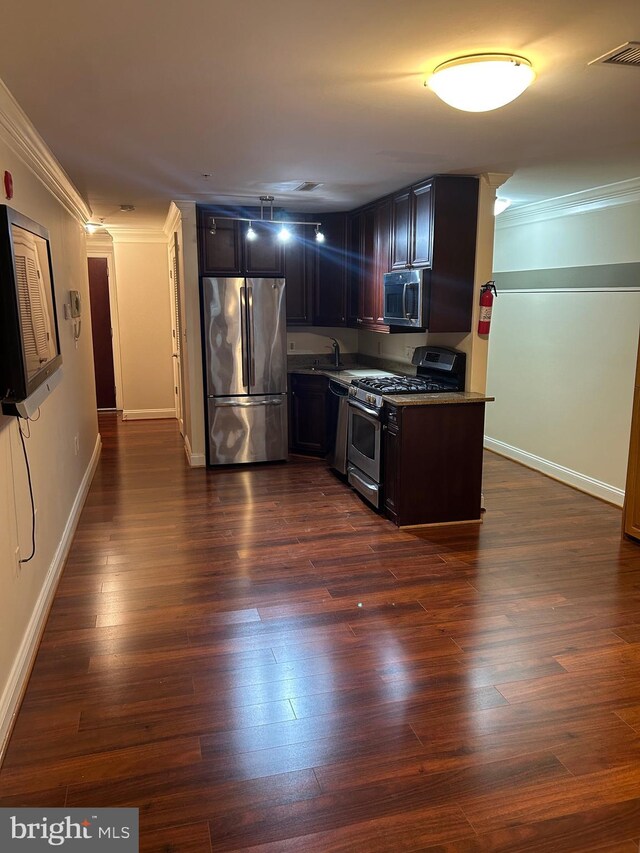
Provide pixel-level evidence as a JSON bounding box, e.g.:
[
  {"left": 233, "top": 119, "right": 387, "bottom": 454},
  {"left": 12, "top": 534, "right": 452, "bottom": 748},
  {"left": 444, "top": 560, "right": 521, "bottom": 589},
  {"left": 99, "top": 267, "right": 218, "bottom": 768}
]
[{"left": 428, "top": 53, "right": 535, "bottom": 112}]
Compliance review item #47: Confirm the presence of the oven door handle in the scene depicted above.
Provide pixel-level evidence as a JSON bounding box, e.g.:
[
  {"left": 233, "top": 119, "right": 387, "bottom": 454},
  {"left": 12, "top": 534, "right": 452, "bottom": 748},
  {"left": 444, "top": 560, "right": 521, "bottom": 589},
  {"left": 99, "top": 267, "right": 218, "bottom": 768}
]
[{"left": 349, "top": 399, "right": 380, "bottom": 418}]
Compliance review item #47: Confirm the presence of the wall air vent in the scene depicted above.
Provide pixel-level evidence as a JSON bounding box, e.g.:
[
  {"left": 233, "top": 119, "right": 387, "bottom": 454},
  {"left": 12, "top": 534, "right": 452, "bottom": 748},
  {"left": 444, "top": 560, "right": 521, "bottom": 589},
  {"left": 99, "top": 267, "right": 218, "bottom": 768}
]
[
  {"left": 294, "top": 182, "right": 322, "bottom": 192},
  {"left": 589, "top": 42, "right": 640, "bottom": 67}
]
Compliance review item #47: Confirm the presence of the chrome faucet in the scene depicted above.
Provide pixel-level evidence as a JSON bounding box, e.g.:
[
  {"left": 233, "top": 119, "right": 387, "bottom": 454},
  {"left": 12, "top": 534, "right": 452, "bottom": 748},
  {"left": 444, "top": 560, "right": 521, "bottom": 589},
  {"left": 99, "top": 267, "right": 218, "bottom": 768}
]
[{"left": 330, "top": 337, "right": 342, "bottom": 368}]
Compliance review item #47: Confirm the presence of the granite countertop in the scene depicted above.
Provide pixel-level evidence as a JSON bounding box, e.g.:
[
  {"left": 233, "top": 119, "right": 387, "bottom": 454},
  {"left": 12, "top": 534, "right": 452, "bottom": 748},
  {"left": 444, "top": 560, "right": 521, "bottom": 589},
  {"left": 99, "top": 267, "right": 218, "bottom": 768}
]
[
  {"left": 288, "top": 366, "right": 494, "bottom": 406},
  {"left": 381, "top": 390, "right": 494, "bottom": 406}
]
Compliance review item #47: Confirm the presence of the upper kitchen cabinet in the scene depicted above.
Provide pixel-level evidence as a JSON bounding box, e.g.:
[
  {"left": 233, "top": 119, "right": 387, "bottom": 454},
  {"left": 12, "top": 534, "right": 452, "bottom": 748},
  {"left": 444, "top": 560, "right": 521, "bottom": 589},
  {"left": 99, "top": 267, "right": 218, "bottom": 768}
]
[
  {"left": 286, "top": 212, "right": 349, "bottom": 327},
  {"left": 390, "top": 175, "right": 477, "bottom": 271},
  {"left": 391, "top": 190, "right": 411, "bottom": 270},
  {"left": 199, "top": 211, "right": 242, "bottom": 274},
  {"left": 359, "top": 206, "right": 377, "bottom": 327},
  {"left": 197, "top": 207, "right": 284, "bottom": 277},
  {"left": 373, "top": 198, "right": 392, "bottom": 325},
  {"left": 284, "top": 221, "right": 314, "bottom": 325},
  {"left": 388, "top": 175, "right": 479, "bottom": 332},
  {"left": 410, "top": 180, "right": 433, "bottom": 267},
  {"left": 314, "top": 213, "right": 347, "bottom": 326},
  {"left": 244, "top": 221, "right": 285, "bottom": 276},
  {"left": 349, "top": 204, "right": 388, "bottom": 332}
]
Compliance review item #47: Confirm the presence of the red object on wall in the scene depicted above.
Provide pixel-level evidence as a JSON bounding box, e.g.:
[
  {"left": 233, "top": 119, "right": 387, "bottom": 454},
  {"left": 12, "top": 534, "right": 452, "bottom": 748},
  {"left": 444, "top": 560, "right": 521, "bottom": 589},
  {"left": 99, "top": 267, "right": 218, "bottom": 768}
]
[
  {"left": 4, "top": 171, "right": 13, "bottom": 200},
  {"left": 478, "top": 281, "right": 497, "bottom": 335}
]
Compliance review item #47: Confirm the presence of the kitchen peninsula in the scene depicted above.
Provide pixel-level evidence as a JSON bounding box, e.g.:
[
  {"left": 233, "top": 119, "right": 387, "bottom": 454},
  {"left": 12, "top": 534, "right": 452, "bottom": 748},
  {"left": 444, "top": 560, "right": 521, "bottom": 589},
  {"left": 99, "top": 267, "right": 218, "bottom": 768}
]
[{"left": 288, "top": 356, "right": 493, "bottom": 529}]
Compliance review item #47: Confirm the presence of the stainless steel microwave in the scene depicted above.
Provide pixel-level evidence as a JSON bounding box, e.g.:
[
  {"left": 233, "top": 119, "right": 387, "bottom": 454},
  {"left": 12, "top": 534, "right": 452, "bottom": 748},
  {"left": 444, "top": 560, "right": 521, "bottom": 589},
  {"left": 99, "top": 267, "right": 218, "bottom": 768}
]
[{"left": 382, "top": 269, "right": 425, "bottom": 328}]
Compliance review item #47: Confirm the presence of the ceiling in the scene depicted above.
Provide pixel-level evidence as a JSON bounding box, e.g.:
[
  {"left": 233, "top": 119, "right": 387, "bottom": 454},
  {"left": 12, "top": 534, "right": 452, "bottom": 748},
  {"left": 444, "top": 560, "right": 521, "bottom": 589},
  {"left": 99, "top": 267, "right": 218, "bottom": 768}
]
[{"left": 1, "top": 0, "right": 639, "bottom": 228}]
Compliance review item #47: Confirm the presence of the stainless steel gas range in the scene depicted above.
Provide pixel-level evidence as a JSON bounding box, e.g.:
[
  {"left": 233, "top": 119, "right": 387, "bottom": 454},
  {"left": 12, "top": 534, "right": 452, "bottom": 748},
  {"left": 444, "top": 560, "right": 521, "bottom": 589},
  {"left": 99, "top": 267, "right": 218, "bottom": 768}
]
[{"left": 347, "top": 346, "right": 466, "bottom": 508}]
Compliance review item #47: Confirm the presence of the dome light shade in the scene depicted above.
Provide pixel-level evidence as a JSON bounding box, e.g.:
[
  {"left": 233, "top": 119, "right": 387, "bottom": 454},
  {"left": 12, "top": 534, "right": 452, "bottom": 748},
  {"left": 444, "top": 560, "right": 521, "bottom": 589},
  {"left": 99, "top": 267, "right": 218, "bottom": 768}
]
[{"left": 428, "top": 54, "right": 535, "bottom": 112}]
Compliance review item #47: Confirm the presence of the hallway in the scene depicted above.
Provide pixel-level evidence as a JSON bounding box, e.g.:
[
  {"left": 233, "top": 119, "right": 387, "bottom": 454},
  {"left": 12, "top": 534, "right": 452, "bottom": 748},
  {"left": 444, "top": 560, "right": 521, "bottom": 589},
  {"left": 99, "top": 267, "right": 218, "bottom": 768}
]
[{"left": 1, "top": 414, "right": 640, "bottom": 851}]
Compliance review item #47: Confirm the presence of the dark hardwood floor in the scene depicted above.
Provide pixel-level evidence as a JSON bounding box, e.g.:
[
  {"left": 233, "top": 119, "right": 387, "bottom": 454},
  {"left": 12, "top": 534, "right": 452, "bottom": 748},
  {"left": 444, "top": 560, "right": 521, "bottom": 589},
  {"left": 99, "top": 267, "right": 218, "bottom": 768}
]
[{"left": 2, "top": 413, "right": 640, "bottom": 851}]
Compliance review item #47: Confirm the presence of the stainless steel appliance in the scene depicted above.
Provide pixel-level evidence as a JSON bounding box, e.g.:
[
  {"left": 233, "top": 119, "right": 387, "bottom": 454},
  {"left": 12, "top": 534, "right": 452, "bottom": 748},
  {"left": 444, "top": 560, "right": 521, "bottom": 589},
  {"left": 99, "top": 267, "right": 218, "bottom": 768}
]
[
  {"left": 203, "top": 277, "right": 287, "bottom": 465},
  {"left": 382, "top": 269, "right": 426, "bottom": 328},
  {"left": 347, "top": 346, "right": 466, "bottom": 508},
  {"left": 327, "top": 380, "right": 349, "bottom": 475}
]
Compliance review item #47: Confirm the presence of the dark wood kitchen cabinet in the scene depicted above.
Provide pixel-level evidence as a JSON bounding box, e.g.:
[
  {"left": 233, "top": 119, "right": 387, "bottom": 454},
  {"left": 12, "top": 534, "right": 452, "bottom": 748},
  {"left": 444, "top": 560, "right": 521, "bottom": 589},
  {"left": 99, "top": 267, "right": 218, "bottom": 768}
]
[
  {"left": 198, "top": 207, "right": 284, "bottom": 277},
  {"left": 314, "top": 213, "right": 348, "bottom": 326},
  {"left": 391, "top": 176, "right": 475, "bottom": 275},
  {"left": 383, "top": 401, "right": 486, "bottom": 527},
  {"left": 348, "top": 203, "right": 388, "bottom": 332},
  {"left": 285, "top": 220, "right": 315, "bottom": 325},
  {"left": 289, "top": 373, "right": 330, "bottom": 456},
  {"left": 359, "top": 206, "right": 377, "bottom": 327},
  {"left": 410, "top": 180, "right": 433, "bottom": 267},
  {"left": 391, "top": 190, "right": 411, "bottom": 270},
  {"left": 347, "top": 212, "right": 363, "bottom": 327},
  {"left": 286, "top": 212, "right": 348, "bottom": 327},
  {"left": 373, "top": 198, "right": 392, "bottom": 324}
]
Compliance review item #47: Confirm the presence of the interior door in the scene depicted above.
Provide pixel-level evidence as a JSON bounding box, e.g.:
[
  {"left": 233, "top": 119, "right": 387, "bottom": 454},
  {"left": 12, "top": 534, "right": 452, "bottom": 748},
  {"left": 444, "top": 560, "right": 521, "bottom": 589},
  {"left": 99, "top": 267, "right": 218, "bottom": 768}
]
[
  {"left": 169, "top": 236, "right": 184, "bottom": 435},
  {"left": 246, "top": 278, "right": 287, "bottom": 395},
  {"left": 87, "top": 257, "right": 116, "bottom": 409}
]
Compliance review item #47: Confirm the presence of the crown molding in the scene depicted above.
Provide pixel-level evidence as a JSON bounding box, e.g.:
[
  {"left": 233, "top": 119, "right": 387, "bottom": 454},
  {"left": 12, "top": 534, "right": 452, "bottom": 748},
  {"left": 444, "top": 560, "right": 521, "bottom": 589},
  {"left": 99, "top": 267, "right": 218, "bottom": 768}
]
[
  {"left": 482, "top": 172, "right": 512, "bottom": 191},
  {"left": 86, "top": 231, "right": 114, "bottom": 253},
  {"left": 497, "top": 177, "right": 640, "bottom": 229},
  {"left": 107, "top": 226, "right": 169, "bottom": 244},
  {"left": 0, "top": 79, "right": 91, "bottom": 225},
  {"left": 163, "top": 200, "right": 197, "bottom": 236},
  {"left": 163, "top": 202, "right": 182, "bottom": 237}
]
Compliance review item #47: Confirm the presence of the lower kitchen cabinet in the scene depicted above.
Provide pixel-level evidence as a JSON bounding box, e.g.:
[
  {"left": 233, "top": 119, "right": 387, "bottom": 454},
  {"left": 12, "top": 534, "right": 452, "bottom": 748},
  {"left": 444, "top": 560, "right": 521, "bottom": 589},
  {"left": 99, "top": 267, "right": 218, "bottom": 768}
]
[
  {"left": 383, "top": 402, "right": 486, "bottom": 527},
  {"left": 289, "top": 373, "right": 329, "bottom": 456}
]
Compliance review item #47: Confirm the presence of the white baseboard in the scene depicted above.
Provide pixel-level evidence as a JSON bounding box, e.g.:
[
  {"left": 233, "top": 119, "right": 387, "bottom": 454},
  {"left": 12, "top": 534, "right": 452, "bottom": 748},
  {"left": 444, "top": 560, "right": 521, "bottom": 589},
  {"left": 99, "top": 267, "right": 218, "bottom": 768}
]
[
  {"left": 122, "top": 408, "right": 176, "bottom": 421},
  {"left": 0, "top": 433, "right": 102, "bottom": 763},
  {"left": 484, "top": 436, "right": 625, "bottom": 507},
  {"left": 184, "top": 434, "right": 206, "bottom": 468}
]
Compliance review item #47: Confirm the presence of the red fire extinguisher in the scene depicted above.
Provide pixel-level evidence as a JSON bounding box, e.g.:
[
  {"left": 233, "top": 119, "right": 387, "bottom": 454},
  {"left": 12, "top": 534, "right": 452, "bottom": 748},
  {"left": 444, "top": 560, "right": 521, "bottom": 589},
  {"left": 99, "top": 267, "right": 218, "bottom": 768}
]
[{"left": 478, "top": 281, "right": 497, "bottom": 335}]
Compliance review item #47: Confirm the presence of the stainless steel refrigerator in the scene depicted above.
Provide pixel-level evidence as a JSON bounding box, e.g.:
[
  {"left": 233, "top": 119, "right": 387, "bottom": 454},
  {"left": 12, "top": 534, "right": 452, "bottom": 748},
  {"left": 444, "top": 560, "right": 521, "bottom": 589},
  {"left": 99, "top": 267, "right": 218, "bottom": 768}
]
[{"left": 203, "top": 277, "right": 288, "bottom": 465}]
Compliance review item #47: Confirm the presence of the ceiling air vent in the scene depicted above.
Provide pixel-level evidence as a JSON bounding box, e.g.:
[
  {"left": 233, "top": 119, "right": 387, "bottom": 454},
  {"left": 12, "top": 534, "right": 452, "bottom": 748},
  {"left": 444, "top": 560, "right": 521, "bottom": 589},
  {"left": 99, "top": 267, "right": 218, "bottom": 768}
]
[
  {"left": 294, "top": 182, "right": 322, "bottom": 192},
  {"left": 589, "top": 41, "right": 640, "bottom": 67}
]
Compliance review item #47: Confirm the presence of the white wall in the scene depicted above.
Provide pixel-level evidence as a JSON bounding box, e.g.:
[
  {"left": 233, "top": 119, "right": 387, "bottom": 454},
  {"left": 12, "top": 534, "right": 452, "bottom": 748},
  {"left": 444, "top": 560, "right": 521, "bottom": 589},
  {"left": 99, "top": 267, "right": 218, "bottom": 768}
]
[
  {"left": 169, "top": 202, "right": 205, "bottom": 465},
  {"left": 0, "top": 107, "right": 99, "bottom": 753},
  {"left": 486, "top": 192, "right": 640, "bottom": 505},
  {"left": 112, "top": 240, "right": 175, "bottom": 419}
]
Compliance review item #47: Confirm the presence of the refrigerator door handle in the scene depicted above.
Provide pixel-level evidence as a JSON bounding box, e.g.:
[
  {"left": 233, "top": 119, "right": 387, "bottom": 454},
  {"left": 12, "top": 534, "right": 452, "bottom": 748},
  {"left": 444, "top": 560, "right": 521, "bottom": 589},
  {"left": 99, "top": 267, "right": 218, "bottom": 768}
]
[
  {"left": 215, "top": 398, "right": 285, "bottom": 408},
  {"left": 247, "top": 285, "right": 256, "bottom": 388},
  {"left": 240, "top": 286, "right": 248, "bottom": 389}
]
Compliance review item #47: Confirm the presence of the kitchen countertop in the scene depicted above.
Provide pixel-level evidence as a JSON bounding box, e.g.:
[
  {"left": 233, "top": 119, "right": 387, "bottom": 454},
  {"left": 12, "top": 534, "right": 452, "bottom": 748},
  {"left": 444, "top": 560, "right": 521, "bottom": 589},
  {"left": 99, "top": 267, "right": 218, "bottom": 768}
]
[
  {"left": 382, "top": 390, "right": 494, "bottom": 406},
  {"left": 288, "top": 366, "right": 494, "bottom": 406}
]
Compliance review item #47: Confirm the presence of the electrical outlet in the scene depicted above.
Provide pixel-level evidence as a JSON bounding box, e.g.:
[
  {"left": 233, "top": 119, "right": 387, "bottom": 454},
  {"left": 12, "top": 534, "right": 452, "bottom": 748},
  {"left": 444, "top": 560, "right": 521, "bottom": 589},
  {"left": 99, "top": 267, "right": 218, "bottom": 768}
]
[
  {"left": 377, "top": 341, "right": 382, "bottom": 355},
  {"left": 405, "top": 346, "right": 413, "bottom": 360},
  {"left": 288, "top": 341, "right": 295, "bottom": 351},
  {"left": 74, "top": 434, "right": 79, "bottom": 455}
]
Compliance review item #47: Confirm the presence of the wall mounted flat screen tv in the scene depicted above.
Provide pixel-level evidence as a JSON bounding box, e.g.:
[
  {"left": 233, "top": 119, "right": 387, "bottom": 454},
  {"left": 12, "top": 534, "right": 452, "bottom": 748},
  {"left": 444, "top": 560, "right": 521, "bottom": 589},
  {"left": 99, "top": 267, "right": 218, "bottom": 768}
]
[{"left": 0, "top": 205, "right": 62, "bottom": 407}]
